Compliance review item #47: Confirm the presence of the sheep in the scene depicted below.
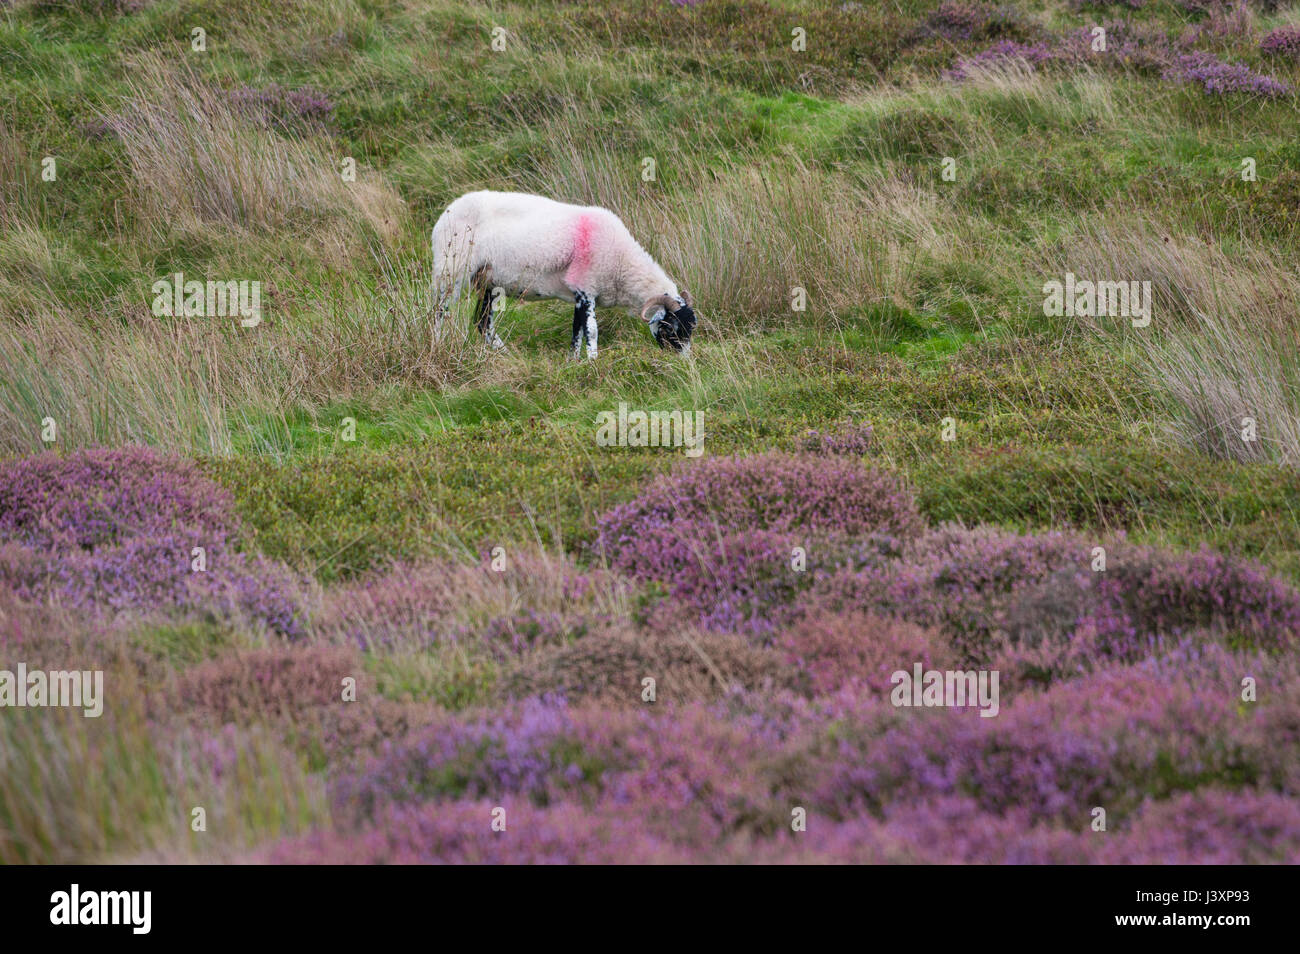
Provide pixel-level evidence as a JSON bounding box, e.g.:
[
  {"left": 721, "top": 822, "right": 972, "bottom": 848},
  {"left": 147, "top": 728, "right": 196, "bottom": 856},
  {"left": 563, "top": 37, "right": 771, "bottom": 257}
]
[{"left": 431, "top": 190, "right": 696, "bottom": 359}]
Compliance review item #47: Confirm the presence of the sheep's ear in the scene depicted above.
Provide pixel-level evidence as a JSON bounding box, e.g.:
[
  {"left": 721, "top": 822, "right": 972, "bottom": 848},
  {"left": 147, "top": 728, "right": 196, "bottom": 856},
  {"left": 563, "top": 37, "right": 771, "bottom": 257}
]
[{"left": 679, "top": 289, "right": 693, "bottom": 308}]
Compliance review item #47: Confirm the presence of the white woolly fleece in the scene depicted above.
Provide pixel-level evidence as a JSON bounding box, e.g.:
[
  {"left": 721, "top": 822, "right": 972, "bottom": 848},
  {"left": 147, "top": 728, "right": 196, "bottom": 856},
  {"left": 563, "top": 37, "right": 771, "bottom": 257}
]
[{"left": 431, "top": 190, "right": 682, "bottom": 314}]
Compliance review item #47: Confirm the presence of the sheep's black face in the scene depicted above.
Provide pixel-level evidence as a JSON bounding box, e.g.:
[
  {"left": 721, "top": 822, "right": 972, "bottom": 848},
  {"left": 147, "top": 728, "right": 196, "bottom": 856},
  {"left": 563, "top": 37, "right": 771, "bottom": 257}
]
[{"left": 655, "top": 305, "right": 696, "bottom": 352}]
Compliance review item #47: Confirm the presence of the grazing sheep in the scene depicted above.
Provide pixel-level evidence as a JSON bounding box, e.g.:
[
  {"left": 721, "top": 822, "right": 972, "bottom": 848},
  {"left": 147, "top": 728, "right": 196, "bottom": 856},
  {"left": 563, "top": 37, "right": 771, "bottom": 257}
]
[{"left": 431, "top": 190, "right": 696, "bottom": 358}]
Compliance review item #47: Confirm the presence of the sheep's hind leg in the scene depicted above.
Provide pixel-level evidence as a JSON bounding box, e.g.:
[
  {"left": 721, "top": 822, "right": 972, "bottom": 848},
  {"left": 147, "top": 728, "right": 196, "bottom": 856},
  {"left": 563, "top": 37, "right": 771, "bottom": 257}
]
[
  {"left": 573, "top": 291, "right": 596, "bottom": 360},
  {"left": 472, "top": 269, "right": 504, "bottom": 350}
]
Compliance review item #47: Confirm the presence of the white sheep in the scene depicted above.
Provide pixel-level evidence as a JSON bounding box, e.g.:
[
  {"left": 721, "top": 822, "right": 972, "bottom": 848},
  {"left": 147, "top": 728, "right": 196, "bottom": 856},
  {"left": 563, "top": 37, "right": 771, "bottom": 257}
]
[{"left": 431, "top": 190, "right": 696, "bottom": 359}]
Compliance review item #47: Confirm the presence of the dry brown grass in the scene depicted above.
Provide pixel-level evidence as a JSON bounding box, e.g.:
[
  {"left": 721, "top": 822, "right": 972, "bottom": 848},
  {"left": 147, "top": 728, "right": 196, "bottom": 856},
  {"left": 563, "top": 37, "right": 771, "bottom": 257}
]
[
  {"left": 1056, "top": 220, "right": 1300, "bottom": 464},
  {"left": 0, "top": 251, "right": 495, "bottom": 456},
  {"left": 110, "top": 51, "right": 402, "bottom": 260}
]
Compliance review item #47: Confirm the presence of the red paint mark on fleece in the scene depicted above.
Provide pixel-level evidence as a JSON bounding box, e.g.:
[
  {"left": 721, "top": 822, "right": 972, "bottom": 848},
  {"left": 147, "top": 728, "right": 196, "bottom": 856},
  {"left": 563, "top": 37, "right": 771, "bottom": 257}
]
[{"left": 564, "top": 214, "right": 596, "bottom": 288}]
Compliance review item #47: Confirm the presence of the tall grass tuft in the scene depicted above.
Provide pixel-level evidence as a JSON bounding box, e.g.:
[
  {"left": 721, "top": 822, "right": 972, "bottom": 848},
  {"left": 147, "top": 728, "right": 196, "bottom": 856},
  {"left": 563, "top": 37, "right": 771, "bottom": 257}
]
[
  {"left": 1059, "top": 223, "right": 1300, "bottom": 464},
  {"left": 109, "top": 51, "right": 402, "bottom": 256}
]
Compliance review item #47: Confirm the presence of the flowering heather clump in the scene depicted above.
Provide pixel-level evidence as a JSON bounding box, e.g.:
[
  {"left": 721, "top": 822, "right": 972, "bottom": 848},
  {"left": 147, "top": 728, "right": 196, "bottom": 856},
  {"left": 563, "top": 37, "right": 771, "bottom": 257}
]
[
  {"left": 807, "top": 664, "right": 1298, "bottom": 825},
  {"left": 0, "top": 446, "right": 238, "bottom": 549},
  {"left": 0, "top": 448, "right": 302, "bottom": 635},
  {"left": 312, "top": 562, "right": 458, "bottom": 648},
  {"left": 742, "top": 788, "right": 1300, "bottom": 864},
  {"left": 226, "top": 83, "right": 336, "bottom": 131},
  {"left": 296, "top": 649, "right": 1300, "bottom": 861},
  {"left": 948, "top": 15, "right": 1291, "bottom": 94},
  {"left": 995, "top": 542, "right": 1300, "bottom": 666},
  {"left": 730, "top": 796, "right": 1092, "bottom": 864},
  {"left": 260, "top": 787, "right": 1300, "bottom": 864},
  {"left": 595, "top": 452, "right": 924, "bottom": 554},
  {"left": 797, "top": 421, "right": 876, "bottom": 457},
  {"left": 263, "top": 799, "right": 688, "bottom": 864},
  {"left": 946, "top": 39, "right": 1057, "bottom": 79},
  {"left": 1163, "top": 51, "right": 1291, "bottom": 96},
  {"left": 333, "top": 698, "right": 803, "bottom": 838},
  {"left": 305, "top": 697, "right": 442, "bottom": 767},
  {"left": 634, "top": 526, "right": 902, "bottom": 638},
  {"left": 1102, "top": 789, "right": 1300, "bottom": 863},
  {"left": 806, "top": 525, "right": 1300, "bottom": 661},
  {"left": 331, "top": 697, "right": 584, "bottom": 821},
  {"left": 1260, "top": 26, "right": 1300, "bottom": 58},
  {"left": 918, "top": 1, "right": 1031, "bottom": 42},
  {"left": 593, "top": 454, "right": 921, "bottom": 635},
  {"left": 807, "top": 524, "right": 1082, "bottom": 653},
  {"left": 640, "top": 528, "right": 817, "bottom": 636}
]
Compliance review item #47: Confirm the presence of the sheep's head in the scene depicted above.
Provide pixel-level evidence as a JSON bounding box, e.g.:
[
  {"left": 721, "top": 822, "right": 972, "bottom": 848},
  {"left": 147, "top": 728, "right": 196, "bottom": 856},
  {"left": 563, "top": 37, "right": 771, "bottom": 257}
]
[{"left": 641, "top": 292, "right": 696, "bottom": 354}]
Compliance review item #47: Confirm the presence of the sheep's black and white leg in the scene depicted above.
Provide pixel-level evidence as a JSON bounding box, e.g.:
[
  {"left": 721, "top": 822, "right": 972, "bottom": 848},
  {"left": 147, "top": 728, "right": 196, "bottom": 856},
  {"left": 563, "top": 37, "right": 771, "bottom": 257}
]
[
  {"left": 472, "top": 272, "right": 504, "bottom": 350},
  {"left": 474, "top": 287, "right": 493, "bottom": 338},
  {"left": 572, "top": 291, "right": 596, "bottom": 360}
]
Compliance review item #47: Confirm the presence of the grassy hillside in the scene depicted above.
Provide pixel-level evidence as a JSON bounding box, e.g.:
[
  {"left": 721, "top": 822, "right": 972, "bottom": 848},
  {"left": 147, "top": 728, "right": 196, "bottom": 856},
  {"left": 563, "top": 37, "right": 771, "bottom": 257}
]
[
  {"left": 5, "top": 0, "right": 1300, "bottom": 575},
  {"left": 2, "top": 0, "right": 1300, "bottom": 864}
]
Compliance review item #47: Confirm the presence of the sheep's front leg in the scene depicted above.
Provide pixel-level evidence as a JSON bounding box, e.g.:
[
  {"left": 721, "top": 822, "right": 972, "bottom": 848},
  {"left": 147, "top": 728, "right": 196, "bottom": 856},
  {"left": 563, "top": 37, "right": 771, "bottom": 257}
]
[
  {"left": 572, "top": 291, "right": 596, "bottom": 360},
  {"left": 474, "top": 290, "right": 506, "bottom": 350}
]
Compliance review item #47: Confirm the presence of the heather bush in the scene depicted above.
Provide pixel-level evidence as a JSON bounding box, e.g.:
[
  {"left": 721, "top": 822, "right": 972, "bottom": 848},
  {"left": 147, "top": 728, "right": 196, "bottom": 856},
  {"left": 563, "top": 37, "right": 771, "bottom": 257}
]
[
  {"left": 1163, "top": 51, "right": 1292, "bottom": 96},
  {"left": 806, "top": 524, "right": 1082, "bottom": 655},
  {"left": 166, "top": 646, "right": 361, "bottom": 724},
  {"left": 1096, "top": 789, "right": 1300, "bottom": 864},
  {"left": 266, "top": 784, "right": 1300, "bottom": 864},
  {"left": 773, "top": 611, "right": 956, "bottom": 695},
  {"left": 732, "top": 796, "right": 1092, "bottom": 864},
  {"left": 331, "top": 697, "right": 586, "bottom": 821},
  {"left": 947, "top": 15, "right": 1292, "bottom": 95},
  {"left": 593, "top": 454, "right": 920, "bottom": 636},
  {"left": 225, "top": 83, "right": 335, "bottom": 132},
  {"left": 0, "top": 448, "right": 303, "bottom": 635},
  {"left": 807, "top": 525, "right": 1300, "bottom": 661},
  {"left": 298, "top": 697, "right": 442, "bottom": 768},
  {"left": 916, "top": 1, "right": 1035, "bottom": 43},
  {"left": 497, "top": 627, "right": 803, "bottom": 706},
  {"left": 947, "top": 38, "right": 1057, "bottom": 80},
  {"left": 738, "top": 788, "right": 1300, "bottom": 863},
  {"left": 1013, "top": 543, "right": 1300, "bottom": 649},
  {"left": 0, "top": 446, "right": 238, "bottom": 550},
  {"left": 637, "top": 527, "right": 906, "bottom": 638},
  {"left": 594, "top": 453, "right": 925, "bottom": 559},
  {"left": 1260, "top": 27, "right": 1300, "bottom": 58},
  {"left": 263, "top": 799, "right": 687, "bottom": 864},
  {"left": 332, "top": 698, "right": 801, "bottom": 839},
  {"left": 806, "top": 666, "right": 1297, "bottom": 824},
  {"left": 796, "top": 421, "right": 877, "bottom": 457}
]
